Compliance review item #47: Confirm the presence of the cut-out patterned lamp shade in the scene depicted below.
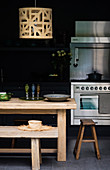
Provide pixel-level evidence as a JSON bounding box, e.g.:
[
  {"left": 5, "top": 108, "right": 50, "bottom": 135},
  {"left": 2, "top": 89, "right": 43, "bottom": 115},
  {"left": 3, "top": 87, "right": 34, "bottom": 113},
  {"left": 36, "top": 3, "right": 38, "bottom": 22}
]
[{"left": 19, "top": 7, "right": 53, "bottom": 39}]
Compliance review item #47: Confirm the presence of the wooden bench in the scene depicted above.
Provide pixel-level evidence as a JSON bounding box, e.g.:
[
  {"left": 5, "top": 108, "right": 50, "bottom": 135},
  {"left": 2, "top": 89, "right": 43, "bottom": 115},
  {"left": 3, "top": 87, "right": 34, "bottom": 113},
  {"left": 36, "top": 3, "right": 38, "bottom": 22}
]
[
  {"left": 0, "top": 126, "right": 58, "bottom": 170},
  {"left": 74, "top": 119, "right": 101, "bottom": 160}
]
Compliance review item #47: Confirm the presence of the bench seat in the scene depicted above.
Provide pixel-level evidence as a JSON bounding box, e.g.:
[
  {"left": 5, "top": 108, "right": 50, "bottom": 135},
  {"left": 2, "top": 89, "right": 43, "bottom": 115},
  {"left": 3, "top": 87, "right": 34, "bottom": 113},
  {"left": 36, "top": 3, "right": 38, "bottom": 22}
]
[
  {"left": 0, "top": 126, "right": 58, "bottom": 138},
  {"left": 0, "top": 126, "right": 58, "bottom": 170}
]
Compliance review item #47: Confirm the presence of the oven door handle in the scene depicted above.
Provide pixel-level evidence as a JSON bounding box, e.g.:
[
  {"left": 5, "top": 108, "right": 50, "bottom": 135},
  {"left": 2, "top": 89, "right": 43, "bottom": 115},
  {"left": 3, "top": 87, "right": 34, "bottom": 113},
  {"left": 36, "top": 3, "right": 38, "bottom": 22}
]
[{"left": 80, "top": 95, "right": 98, "bottom": 99}]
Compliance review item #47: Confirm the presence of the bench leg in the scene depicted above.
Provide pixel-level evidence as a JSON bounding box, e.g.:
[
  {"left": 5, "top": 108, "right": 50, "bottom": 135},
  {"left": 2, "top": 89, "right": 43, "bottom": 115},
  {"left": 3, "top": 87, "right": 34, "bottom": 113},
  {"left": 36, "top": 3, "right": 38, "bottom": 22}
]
[
  {"left": 11, "top": 138, "right": 15, "bottom": 148},
  {"left": 31, "top": 138, "right": 40, "bottom": 170}
]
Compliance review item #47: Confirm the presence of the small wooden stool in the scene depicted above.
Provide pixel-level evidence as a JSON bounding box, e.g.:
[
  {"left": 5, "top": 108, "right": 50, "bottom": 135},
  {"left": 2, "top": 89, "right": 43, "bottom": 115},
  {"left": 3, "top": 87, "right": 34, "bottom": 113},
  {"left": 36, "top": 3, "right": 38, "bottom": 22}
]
[{"left": 74, "top": 119, "right": 101, "bottom": 160}]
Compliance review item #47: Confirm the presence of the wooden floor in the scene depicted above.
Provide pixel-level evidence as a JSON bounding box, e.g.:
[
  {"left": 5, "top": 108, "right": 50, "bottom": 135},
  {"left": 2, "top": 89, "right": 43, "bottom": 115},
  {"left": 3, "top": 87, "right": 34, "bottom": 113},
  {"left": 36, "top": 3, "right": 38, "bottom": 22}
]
[{"left": 0, "top": 137, "right": 110, "bottom": 170}]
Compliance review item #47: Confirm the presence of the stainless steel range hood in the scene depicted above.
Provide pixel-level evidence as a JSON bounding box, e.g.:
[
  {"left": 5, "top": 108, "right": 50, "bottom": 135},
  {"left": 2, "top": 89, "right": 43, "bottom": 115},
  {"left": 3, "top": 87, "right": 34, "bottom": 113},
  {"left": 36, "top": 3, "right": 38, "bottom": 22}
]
[
  {"left": 70, "top": 21, "right": 110, "bottom": 81},
  {"left": 75, "top": 21, "right": 110, "bottom": 37},
  {"left": 71, "top": 37, "right": 110, "bottom": 43},
  {"left": 71, "top": 21, "right": 110, "bottom": 43}
]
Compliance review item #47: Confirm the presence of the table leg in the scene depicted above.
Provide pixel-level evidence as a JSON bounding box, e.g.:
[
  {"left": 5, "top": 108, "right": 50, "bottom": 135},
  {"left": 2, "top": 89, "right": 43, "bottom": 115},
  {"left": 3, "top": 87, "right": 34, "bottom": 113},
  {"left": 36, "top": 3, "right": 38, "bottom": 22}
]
[
  {"left": 57, "top": 109, "right": 66, "bottom": 161},
  {"left": 31, "top": 138, "right": 40, "bottom": 170}
]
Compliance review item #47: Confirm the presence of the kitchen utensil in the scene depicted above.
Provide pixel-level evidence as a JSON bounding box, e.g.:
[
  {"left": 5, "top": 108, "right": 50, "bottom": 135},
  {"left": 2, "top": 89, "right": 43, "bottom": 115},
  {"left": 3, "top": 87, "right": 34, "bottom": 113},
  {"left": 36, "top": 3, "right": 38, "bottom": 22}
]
[
  {"left": 43, "top": 94, "right": 70, "bottom": 101},
  {"left": 87, "top": 71, "right": 102, "bottom": 81}
]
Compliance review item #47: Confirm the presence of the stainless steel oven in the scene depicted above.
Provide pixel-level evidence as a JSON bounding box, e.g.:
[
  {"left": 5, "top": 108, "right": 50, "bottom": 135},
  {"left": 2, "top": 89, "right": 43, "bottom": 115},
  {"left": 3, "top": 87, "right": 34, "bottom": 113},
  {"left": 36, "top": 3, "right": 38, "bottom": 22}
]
[
  {"left": 70, "top": 21, "right": 110, "bottom": 125},
  {"left": 71, "top": 82, "right": 110, "bottom": 125}
]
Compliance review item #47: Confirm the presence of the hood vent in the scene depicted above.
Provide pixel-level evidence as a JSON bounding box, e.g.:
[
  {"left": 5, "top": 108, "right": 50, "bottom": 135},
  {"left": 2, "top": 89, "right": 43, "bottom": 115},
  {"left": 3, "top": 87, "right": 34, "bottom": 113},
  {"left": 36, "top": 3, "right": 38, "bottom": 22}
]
[{"left": 71, "top": 21, "right": 110, "bottom": 43}]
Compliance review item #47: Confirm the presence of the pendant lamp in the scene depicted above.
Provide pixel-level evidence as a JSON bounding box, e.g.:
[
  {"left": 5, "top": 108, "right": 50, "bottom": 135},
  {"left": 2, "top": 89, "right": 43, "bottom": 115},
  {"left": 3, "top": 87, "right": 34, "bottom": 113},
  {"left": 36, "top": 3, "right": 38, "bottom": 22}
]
[{"left": 19, "top": 0, "right": 53, "bottom": 39}]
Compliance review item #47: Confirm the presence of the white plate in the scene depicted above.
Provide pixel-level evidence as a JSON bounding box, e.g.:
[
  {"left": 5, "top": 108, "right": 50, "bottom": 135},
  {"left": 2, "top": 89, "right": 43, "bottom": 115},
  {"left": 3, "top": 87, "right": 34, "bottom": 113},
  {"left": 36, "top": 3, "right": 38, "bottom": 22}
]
[{"left": 43, "top": 94, "right": 70, "bottom": 102}]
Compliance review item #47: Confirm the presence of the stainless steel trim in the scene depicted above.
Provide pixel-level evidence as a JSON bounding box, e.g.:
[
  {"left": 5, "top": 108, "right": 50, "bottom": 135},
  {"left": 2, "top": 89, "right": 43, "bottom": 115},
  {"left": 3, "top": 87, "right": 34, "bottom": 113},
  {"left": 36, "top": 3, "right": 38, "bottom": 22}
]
[
  {"left": 71, "top": 37, "right": 110, "bottom": 43},
  {"left": 80, "top": 95, "right": 98, "bottom": 99},
  {"left": 71, "top": 82, "right": 110, "bottom": 85},
  {"left": 73, "top": 118, "right": 110, "bottom": 125}
]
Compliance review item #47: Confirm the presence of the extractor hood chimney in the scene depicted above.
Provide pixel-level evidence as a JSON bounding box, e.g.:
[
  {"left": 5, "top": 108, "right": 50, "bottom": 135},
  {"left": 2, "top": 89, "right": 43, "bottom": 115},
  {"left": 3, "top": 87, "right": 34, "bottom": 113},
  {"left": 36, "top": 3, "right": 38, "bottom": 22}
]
[{"left": 71, "top": 21, "right": 110, "bottom": 43}]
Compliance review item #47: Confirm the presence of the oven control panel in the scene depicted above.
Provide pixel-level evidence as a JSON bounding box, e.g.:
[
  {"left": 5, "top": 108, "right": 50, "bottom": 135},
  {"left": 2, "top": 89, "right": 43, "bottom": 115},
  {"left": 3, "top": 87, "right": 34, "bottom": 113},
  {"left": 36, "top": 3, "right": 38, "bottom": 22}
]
[{"left": 74, "top": 84, "right": 110, "bottom": 92}]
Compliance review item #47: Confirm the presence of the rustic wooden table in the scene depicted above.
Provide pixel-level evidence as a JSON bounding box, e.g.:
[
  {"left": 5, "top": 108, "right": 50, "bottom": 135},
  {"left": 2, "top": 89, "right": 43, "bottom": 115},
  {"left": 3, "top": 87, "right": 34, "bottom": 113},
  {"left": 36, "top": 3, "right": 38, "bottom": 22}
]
[{"left": 0, "top": 98, "right": 76, "bottom": 161}]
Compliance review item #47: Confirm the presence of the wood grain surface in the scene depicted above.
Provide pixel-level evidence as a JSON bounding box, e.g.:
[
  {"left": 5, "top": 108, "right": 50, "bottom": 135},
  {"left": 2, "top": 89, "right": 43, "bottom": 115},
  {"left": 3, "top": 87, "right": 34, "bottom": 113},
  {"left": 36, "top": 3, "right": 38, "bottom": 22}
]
[
  {"left": 0, "top": 126, "right": 58, "bottom": 138},
  {"left": 0, "top": 98, "right": 76, "bottom": 110}
]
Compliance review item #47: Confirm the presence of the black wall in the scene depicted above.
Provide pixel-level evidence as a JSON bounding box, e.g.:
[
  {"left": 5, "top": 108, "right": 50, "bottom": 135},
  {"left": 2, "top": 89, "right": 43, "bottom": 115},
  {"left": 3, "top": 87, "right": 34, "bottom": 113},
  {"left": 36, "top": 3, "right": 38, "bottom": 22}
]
[
  {"left": 0, "top": 1, "right": 110, "bottom": 83},
  {"left": 0, "top": 1, "right": 110, "bottom": 42}
]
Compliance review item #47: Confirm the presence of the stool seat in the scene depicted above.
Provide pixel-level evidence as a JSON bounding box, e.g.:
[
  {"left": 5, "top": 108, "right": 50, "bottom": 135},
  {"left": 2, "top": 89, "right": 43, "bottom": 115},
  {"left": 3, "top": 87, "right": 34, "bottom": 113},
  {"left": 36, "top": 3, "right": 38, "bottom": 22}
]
[
  {"left": 80, "top": 119, "right": 95, "bottom": 125},
  {"left": 74, "top": 119, "right": 101, "bottom": 160}
]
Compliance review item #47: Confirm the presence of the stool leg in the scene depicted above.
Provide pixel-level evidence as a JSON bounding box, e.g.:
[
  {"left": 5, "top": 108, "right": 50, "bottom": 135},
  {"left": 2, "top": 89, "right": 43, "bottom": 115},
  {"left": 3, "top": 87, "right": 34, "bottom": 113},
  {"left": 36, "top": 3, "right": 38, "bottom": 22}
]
[
  {"left": 31, "top": 138, "right": 40, "bottom": 170},
  {"left": 74, "top": 124, "right": 82, "bottom": 155},
  {"left": 91, "top": 126, "right": 96, "bottom": 154},
  {"left": 11, "top": 138, "right": 15, "bottom": 148},
  {"left": 75, "top": 125, "right": 85, "bottom": 160},
  {"left": 91, "top": 126, "right": 101, "bottom": 160}
]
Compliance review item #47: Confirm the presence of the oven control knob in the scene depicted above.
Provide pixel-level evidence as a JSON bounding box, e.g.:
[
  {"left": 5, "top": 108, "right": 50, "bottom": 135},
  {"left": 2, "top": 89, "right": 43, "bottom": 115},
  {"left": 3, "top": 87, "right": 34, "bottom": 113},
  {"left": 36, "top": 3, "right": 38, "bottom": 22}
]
[
  {"left": 86, "top": 87, "right": 89, "bottom": 90},
  {"left": 90, "top": 87, "right": 93, "bottom": 90},
  {"left": 95, "top": 87, "right": 98, "bottom": 90},
  {"left": 104, "top": 87, "right": 107, "bottom": 90},
  {"left": 81, "top": 87, "right": 84, "bottom": 90},
  {"left": 99, "top": 87, "right": 102, "bottom": 90},
  {"left": 108, "top": 86, "right": 110, "bottom": 90}
]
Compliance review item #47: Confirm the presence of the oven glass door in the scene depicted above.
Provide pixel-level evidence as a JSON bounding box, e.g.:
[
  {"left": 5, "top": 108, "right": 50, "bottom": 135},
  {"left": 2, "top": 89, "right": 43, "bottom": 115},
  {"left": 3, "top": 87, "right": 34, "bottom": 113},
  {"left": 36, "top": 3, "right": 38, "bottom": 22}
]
[
  {"left": 80, "top": 94, "right": 98, "bottom": 110},
  {"left": 74, "top": 93, "right": 99, "bottom": 116}
]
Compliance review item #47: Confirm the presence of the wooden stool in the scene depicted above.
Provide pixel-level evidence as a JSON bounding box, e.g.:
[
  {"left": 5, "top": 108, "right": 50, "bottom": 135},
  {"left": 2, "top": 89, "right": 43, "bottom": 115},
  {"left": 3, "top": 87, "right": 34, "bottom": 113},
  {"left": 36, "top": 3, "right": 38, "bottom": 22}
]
[{"left": 74, "top": 119, "right": 101, "bottom": 160}]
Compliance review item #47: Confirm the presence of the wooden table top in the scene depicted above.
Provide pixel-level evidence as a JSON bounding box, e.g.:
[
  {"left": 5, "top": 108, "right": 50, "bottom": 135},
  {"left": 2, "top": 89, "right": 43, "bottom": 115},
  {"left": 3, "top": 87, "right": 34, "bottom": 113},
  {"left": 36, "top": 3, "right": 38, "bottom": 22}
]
[{"left": 0, "top": 98, "right": 77, "bottom": 110}]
